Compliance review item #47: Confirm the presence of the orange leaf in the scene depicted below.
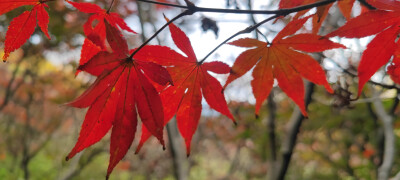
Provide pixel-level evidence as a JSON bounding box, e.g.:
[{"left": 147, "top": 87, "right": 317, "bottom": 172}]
[{"left": 225, "top": 16, "right": 343, "bottom": 116}]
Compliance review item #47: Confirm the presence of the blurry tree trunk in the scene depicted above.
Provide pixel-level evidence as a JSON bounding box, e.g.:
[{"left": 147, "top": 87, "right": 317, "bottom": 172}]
[
  {"left": 371, "top": 87, "right": 396, "bottom": 180},
  {"left": 21, "top": 79, "right": 34, "bottom": 180},
  {"left": 265, "top": 91, "right": 278, "bottom": 180},
  {"left": 274, "top": 82, "right": 314, "bottom": 180},
  {"left": 167, "top": 118, "right": 189, "bottom": 180}
]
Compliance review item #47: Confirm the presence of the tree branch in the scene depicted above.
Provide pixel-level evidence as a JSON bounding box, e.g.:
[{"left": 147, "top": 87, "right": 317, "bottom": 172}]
[
  {"left": 325, "top": 57, "right": 398, "bottom": 90},
  {"left": 199, "top": 14, "right": 279, "bottom": 64},
  {"left": 357, "top": 0, "right": 377, "bottom": 10},
  {"left": 138, "top": 0, "right": 336, "bottom": 15},
  {"left": 129, "top": 10, "right": 192, "bottom": 59}
]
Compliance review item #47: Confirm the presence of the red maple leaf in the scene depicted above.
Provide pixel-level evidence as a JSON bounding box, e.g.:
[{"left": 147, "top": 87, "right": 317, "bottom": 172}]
[
  {"left": 67, "top": 0, "right": 136, "bottom": 48},
  {"left": 326, "top": 0, "right": 400, "bottom": 95},
  {"left": 135, "top": 17, "right": 235, "bottom": 156},
  {"left": 224, "top": 16, "right": 345, "bottom": 116},
  {"left": 2, "top": 1, "right": 51, "bottom": 61},
  {"left": 66, "top": 20, "right": 171, "bottom": 178}
]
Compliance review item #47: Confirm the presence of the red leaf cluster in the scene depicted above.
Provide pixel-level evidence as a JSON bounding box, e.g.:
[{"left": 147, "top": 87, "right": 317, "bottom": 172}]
[
  {"left": 135, "top": 17, "right": 234, "bottom": 156},
  {"left": 2, "top": 0, "right": 51, "bottom": 61},
  {"left": 326, "top": 0, "right": 400, "bottom": 95},
  {"left": 7, "top": 0, "right": 391, "bottom": 178}
]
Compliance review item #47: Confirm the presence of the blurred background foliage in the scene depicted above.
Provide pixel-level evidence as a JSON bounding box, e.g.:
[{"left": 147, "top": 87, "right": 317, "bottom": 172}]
[{"left": 1, "top": 0, "right": 400, "bottom": 179}]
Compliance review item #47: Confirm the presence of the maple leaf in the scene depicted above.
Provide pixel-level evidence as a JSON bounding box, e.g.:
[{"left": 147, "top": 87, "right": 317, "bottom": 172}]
[
  {"left": 325, "top": 1, "right": 400, "bottom": 96},
  {"left": 223, "top": 16, "right": 345, "bottom": 116},
  {"left": 135, "top": 17, "right": 235, "bottom": 156},
  {"left": 2, "top": 2, "right": 51, "bottom": 61},
  {"left": 67, "top": 0, "right": 136, "bottom": 48},
  {"left": 66, "top": 20, "right": 171, "bottom": 178}
]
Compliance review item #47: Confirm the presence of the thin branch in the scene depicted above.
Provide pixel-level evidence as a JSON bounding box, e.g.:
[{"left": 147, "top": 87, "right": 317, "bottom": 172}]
[
  {"left": 132, "top": 0, "right": 337, "bottom": 62},
  {"left": 325, "top": 57, "right": 398, "bottom": 90},
  {"left": 357, "top": 0, "right": 377, "bottom": 10},
  {"left": 138, "top": 0, "right": 336, "bottom": 15},
  {"left": 246, "top": 0, "right": 259, "bottom": 39},
  {"left": 136, "top": 0, "right": 147, "bottom": 42},
  {"left": 199, "top": 14, "right": 279, "bottom": 64},
  {"left": 129, "top": 10, "right": 192, "bottom": 59},
  {"left": 107, "top": 0, "right": 116, "bottom": 13},
  {"left": 138, "top": 0, "right": 187, "bottom": 9}
]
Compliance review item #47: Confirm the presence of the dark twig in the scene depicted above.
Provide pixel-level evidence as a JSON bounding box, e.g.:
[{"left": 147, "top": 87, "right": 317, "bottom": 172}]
[
  {"left": 325, "top": 57, "right": 398, "bottom": 90},
  {"left": 136, "top": 1, "right": 147, "bottom": 42},
  {"left": 246, "top": 0, "right": 259, "bottom": 39},
  {"left": 132, "top": 0, "right": 337, "bottom": 62},
  {"left": 357, "top": 0, "right": 377, "bottom": 10},
  {"left": 138, "top": 0, "right": 187, "bottom": 9},
  {"left": 129, "top": 10, "right": 192, "bottom": 59},
  {"left": 107, "top": 0, "right": 116, "bottom": 13},
  {"left": 199, "top": 14, "right": 279, "bottom": 64},
  {"left": 138, "top": 0, "right": 336, "bottom": 14}
]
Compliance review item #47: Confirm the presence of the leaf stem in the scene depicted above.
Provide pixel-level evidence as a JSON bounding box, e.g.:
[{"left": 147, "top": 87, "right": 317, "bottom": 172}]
[
  {"left": 129, "top": 10, "right": 192, "bottom": 59},
  {"left": 198, "top": 15, "right": 279, "bottom": 64}
]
